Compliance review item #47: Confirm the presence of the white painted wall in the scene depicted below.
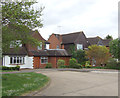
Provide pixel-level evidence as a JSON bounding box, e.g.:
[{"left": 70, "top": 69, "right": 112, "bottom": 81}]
[{"left": 2, "top": 55, "right": 33, "bottom": 69}]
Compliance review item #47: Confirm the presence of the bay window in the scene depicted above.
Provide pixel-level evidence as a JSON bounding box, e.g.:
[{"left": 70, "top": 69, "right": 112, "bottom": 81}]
[{"left": 10, "top": 56, "right": 24, "bottom": 64}]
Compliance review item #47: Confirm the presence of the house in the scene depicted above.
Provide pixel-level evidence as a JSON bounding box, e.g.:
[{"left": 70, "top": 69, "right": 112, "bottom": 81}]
[
  {"left": 87, "top": 36, "right": 112, "bottom": 47},
  {"left": 48, "top": 31, "right": 89, "bottom": 53},
  {"left": 2, "top": 30, "right": 71, "bottom": 69}
]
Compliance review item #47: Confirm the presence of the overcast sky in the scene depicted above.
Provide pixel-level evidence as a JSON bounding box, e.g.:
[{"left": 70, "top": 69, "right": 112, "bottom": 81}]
[{"left": 33, "top": 0, "right": 119, "bottom": 40}]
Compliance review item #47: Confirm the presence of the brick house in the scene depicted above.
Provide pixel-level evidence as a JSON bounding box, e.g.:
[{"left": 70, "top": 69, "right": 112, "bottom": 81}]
[
  {"left": 48, "top": 31, "right": 89, "bottom": 53},
  {"left": 48, "top": 32, "right": 112, "bottom": 52},
  {"left": 2, "top": 30, "right": 71, "bottom": 69},
  {"left": 87, "top": 36, "right": 112, "bottom": 47}
]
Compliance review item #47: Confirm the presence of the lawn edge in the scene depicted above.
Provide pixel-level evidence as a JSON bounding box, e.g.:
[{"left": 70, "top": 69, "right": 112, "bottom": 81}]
[{"left": 22, "top": 76, "right": 51, "bottom": 96}]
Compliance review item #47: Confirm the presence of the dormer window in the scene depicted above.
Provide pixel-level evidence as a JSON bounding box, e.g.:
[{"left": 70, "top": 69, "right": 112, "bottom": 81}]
[
  {"left": 57, "top": 45, "right": 59, "bottom": 49},
  {"left": 77, "top": 44, "right": 83, "bottom": 50},
  {"left": 45, "top": 44, "right": 49, "bottom": 49},
  {"left": 37, "top": 42, "right": 42, "bottom": 50},
  {"left": 10, "top": 40, "right": 22, "bottom": 48}
]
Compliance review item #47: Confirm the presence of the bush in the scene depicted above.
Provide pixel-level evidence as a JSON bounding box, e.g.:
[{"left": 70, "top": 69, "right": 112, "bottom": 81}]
[
  {"left": 106, "top": 58, "right": 119, "bottom": 69},
  {"left": 45, "top": 63, "right": 52, "bottom": 68},
  {"left": 2, "top": 66, "right": 20, "bottom": 70},
  {"left": 69, "top": 58, "right": 77, "bottom": 67},
  {"left": 16, "top": 65, "right": 20, "bottom": 70},
  {"left": 69, "top": 58, "right": 82, "bottom": 69},
  {"left": 58, "top": 65, "right": 67, "bottom": 68},
  {"left": 57, "top": 59, "right": 65, "bottom": 67},
  {"left": 85, "top": 61, "right": 92, "bottom": 68}
]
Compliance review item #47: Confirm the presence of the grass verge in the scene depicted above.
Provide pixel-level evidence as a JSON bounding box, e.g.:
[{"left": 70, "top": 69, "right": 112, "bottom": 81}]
[{"left": 2, "top": 72, "right": 49, "bottom": 96}]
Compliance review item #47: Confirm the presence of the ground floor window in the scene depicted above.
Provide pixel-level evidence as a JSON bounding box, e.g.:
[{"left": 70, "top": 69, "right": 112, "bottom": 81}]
[
  {"left": 10, "top": 56, "right": 25, "bottom": 64},
  {"left": 41, "top": 57, "right": 48, "bottom": 64}
]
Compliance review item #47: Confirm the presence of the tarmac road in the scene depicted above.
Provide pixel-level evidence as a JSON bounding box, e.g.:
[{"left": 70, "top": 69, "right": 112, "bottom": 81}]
[{"left": 33, "top": 69, "right": 118, "bottom": 96}]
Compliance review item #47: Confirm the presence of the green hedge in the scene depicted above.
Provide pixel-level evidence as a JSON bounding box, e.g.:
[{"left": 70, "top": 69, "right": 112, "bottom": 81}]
[
  {"left": 2, "top": 65, "right": 20, "bottom": 71},
  {"left": 45, "top": 63, "right": 52, "bottom": 68}
]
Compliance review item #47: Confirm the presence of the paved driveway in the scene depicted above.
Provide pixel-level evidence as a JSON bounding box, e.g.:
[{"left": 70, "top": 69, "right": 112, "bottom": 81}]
[{"left": 33, "top": 69, "right": 118, "bottom": 96}]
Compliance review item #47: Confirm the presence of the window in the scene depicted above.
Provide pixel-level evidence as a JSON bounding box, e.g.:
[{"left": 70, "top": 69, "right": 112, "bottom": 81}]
[
  {"left": 77, "top": 44, "right": 83, "bottom": 50},
  {"left": 37, "top": 42, "right": 42, "bottom": 50},
  {"left": 57, "top": 45, "right": 59, "bottom": 49},
  {"left": 46, "top": 44, "right": 49, "bottom": 49},
  {"left": 10, "top": 40, "right": 22, "bottom": 48},
  {"left": 41, "top": 57, "right": 48, "bottom": 64},
  {"left": 10, "top": 56, "right": 24, "bottom": 64}
]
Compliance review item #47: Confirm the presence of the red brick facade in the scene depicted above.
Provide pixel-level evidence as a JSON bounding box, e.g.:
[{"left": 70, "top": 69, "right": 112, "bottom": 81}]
[
  {"left": 48, "top": 34, "right": 62, "bottom": 49},
  {"left": 33, "top": 56, "right": 70, "bottom": 68}
]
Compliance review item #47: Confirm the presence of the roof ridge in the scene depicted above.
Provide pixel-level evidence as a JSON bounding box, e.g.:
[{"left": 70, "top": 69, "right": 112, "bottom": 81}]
[{"left": 61, "top": 31, "right": 83, "bottom": 36}]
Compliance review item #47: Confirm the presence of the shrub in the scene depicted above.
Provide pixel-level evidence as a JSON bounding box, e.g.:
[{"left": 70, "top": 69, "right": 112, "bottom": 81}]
[
  {"left": 69, "top": 58, "right": 77, "bottom": 67},
  {"left": 57, "top": 59, "right": 65, "bottom": 67},
  {"left": 45, "top": 63, "right": 52, "bottom": 68},
  {"left": 2, "top": 66, "right": 20, "bottom": 70},
  {"left": 16, "top": 65, "right": 20, "bottom": 70},
  {"left": 58, "top": 65, "right": 67, "bottom": 68},
  {"left": 106, "top": 58, "right": 119, "bottom": 69},
  {"left": 85, "top": 61, "right": 92, "bottom": 68},
  {"left": 69, "top": 58, "right": 82, "bottom": 69}
]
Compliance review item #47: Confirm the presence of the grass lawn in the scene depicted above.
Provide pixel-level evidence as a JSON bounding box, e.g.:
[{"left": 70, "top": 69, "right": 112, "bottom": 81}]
[
  {"left": 2, "top": 72, "right": 49, "bottom": 96},
  {"left": 2, "top": 70, "right": 19, "bottom": 72}
]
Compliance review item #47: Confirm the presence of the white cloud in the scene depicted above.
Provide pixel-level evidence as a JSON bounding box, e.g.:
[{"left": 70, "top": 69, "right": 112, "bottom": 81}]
[{"left": 34, "top": 0, "right": 119, "bottom": 40}]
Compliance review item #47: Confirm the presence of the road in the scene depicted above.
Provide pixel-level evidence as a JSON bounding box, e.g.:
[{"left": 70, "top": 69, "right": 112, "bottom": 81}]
[{"left": 33, "top": 69, "right": 118, "bottom": 96}]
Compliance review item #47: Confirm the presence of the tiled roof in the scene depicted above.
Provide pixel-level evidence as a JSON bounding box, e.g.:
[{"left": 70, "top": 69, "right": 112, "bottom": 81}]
[
  {"left": 87, "top": 37, "right": 112, "bottom": 46},
  {"left": 87, "top": 37, "right": 101, "bottom": 45},
  {"left": 3, "top": 47, "right": 28, "bottom": 55},
  {"left": 30, "top": 49, "right": 71, "bottom": 57},
  {"left": 102, "top": 39, "right": 112, "bottom": 46},
  {"left": 61, "top": 31, "right": 84, "bottom": 44}
]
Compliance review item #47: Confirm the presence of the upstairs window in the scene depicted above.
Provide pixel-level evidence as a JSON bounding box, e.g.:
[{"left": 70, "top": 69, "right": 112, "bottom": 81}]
[
  {"left": 57, "top": 45, "right": 59, "bottom": 49},
  {"left": 37, "top": 42, "right": 42, "bottom": 50},
  {"left": 46, "top": 44, "right": 49, "bottom": 49},
  {"left": 77, "top": 44, "right": 83, "bottom": 50},
  {"left": 41, "top": 57, "right": 48, "bottom": 64},
  {"left": 10, "top": 40, "right": 22, "bottom": 48},
  {"left": 10, "top": 56, "right": 24, "bottom": 64}
]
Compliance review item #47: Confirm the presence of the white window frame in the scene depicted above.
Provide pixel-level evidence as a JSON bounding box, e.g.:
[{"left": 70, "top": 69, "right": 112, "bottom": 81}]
[
  {"left": 41, "top": 57, "right": 48, "bottom": 64},
  {"left": 10, "top": 56, "right": 25, "bottom": 64},
  {"left": 77, "top": 44, "right": 83, "bottom": 50}
]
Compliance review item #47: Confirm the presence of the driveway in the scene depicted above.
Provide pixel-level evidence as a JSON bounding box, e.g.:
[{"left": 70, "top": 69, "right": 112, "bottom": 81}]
[{"left": 32, "top": 69, "right": 118, "bottom": 96}]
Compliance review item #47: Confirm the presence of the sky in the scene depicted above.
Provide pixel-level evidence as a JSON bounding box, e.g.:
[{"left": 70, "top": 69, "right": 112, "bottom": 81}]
[{"left": 33, "top": 0, "right": 119, "bottom": 40}]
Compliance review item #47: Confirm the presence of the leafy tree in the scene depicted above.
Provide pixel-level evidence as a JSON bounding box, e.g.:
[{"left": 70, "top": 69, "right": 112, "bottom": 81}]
[
  {"left": 2, "top": 1, "right": 44, "bottom": 52},
  {"left": 105, "top": 35, "right": 113, "bottom": 40},
  {"left": 109, "top": 38, "right": 120, "bottom": 60},
  {"left": 86, "top": 45, "right": 110, "bottom": 66},
  {"left": 69, "top": 45, "right": 87, "bottom": 65},
  {"left": 73, "top": 49, "right": 87, "bottom": 65}
]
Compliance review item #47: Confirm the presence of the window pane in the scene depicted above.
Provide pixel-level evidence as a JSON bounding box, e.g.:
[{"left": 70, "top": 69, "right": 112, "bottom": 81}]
[
  {"left": 14, "top": 57, "right": 16, "bottom": 64},
  {"left": 23, "top": 57, "right": 24, "bottom": 64},
  {"left": 20, "top": 57, "right": 22, "bottom": 63},
  {"left": 17, "top": 57, "right": 19, "bottom": 64},
  {"left": 10, "top": 57, "right": 12, "bottom": 64}
]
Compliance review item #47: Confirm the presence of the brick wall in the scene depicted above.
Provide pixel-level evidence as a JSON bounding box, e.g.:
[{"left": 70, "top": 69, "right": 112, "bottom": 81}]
[
  {"left": 48, "top": 34, "right": 62, "bottom": 49},
  {"left": 33, "top": 56, "right": 71, "bottom": 69},
  {"left": 25, "top": 31, "right": 46, "bottom": 51},
  {"left": 33, "top": 57, "right": 40, "bottom": 69}
]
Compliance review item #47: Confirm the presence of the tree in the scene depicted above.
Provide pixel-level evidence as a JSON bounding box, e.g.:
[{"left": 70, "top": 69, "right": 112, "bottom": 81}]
[
  {"left": 2, "top": 1, "right": 44, "bottom": 52},
  {"left": 86, "top": 45, "right": 110, "bottom": 66},
  {"left": 73, "top": 49, "right": 87, "bottom": 65},
  {"left": 109, "top": 38, "right": 120, "bottom": 60},
  {"left": 105, "top": 35, "right": 113, "bottom": 40}
]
